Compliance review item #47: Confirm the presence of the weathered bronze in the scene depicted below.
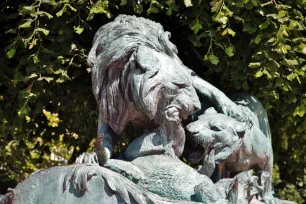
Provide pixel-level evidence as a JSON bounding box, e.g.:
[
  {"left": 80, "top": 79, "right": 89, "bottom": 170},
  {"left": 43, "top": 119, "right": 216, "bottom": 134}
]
[{"left": 0, "top": 15, "right": 296, "bottom": 204}]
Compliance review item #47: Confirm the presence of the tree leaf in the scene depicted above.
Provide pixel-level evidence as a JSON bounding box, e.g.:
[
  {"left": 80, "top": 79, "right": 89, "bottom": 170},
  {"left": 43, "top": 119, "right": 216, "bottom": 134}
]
[
  {"left": 242, "top": 80, "right": 249, "bottom": 90},
  {"left": 259, "top": 19, "right": 270, "bottom": 30},
  {"left": 193, "top": 20, "right": 202, "bottom": 34},
  {"left": 248, "top": 62, "right": 261, "bottom": 68},
  {"left": 188, "top": 34, "right": 202, "bottom": 47},
  {"left": 67, "top": 4, "right": 77, "bottom": 12},
  {"left": 287, "top": 73, "right": 297, "bottom": 81},
  {"left": 147, "top": 6, "right": 159, "bottom": 14},
  {"left": 6, "top": 48, "right": 16, "bottom": 59},
  {"left": 134, "top": 4, "right": 143, "bottom": 14},
  {"left": 262, "top": 69, "right": 272, "bottom": 79},
  {"left": 19, "top": 6, "right": 35, "bottom": 16},
  {"left": 44, "top": 77, "right": 54, "bottom": 83},
  {"left": 209, "top": 54, "right": 219, "bottom": 65},
  {"left": 278, "top": 10, "right": 287, "bottom": 18},
  {"left": 254, "top": 32, "right": 262, "bottom": 44},
  {"left": 227, "top": 28, "right": 236, "bottom": 36},
  {"left": 19, "top": 21, "right": 32, "bottom": 29},
  {"left": 17, "top": 104, "right": 30, "bottom": 116},
  {"left": 285, "top": 59, "right": 298, "bottom": 66},
  {"left": 36, "top": 28, "right": 49, "bottom": 36},
  {"left": 27, "top": 73, "right": 38, "bottom": 79},
  {"left": 33, "top": 56, "right": 40, "bottom": 63},
  {"left": 251, "top": 0, "right": 258, "bottom": 6},
  {"left": 184, "top": 0, "right": 193, "bottom": 7},
  {"left": 254, "top": 70, "right": 263, "bottom": 78},
  {"left": 37, "top": 11, "right": 53, "bottom": 19},
  {"left": 120, "top": 0, "right": 127, "bottom": 6},
  {"left": 56, "top": 6, "right": 66, "bottom": 17},
  {"left": 225, "top": 47, "right": 234, "bottom": 57},
  {"left": 14, "top": 72, "right": 23, "bottom": 81},
  {"left": 272, "top": 90, "right": 279, "bottom": 99},
  {"left": 211, "top": 0, "right": 222, "bottom": 12},
  {"left": 293, "top": 105, "right": 306, "bottom": 117},
  {"left": 221, "top": 29, "right": 228, "bottom": 36},
  {"left": 243, "top": 23, "right": 257, "bottom": 34},
  {"left": 74, "top": 26, "right": 84, "bottom": 35}
]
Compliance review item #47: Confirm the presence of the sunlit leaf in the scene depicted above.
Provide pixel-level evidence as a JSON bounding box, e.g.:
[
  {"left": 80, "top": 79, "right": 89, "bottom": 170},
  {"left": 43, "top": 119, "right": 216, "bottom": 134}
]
[
  {"left": 285, "top": 59, "right": 298, "bottom": 66},
  {"left": 37, "top": 11, "right": 53, "bottom": 19},
  {"left": 27, "top": 73, "right": 38, "bottom": 79},
  {"left": 19, "top": 6, "right": 35, "bottom": 15},
  {"left": 193, "top": 20, "right": 202, "bottom": 34},
  {"left": 209, "top": 54, "right": 219, "bottom": 65},
  {"left": 19, "top": 21, "right": 32, "bottom": 28},
  {"left": 211, "top": 0, "right": 222, "bottom": 12},
  {"left": 225, "top": 47, "right": 234, "bottom": 57},
  {"left": 227, "top": 28, "right": 236, "bottom": 36},
  {"left": 184, "top": 0, "right": 193, "bottom": 7},
  {"left": 287, "top": 73, "right": 297, "bottom": 81},
  {"left": 6, "top": 48, "right": 16, "bottom": 59},
  {"left": 33, "top": 55, "right": 40, "bottom": 63},
  {"left": 254, "top": 32, "right": 262, "bottom": 44},
  {"left": 248, "top": 62, "right": 261, "bottom": 68},
  {"left": 74, "top": 26, "right": 84, "bottom": 35},
  {"left": 254, "top": 70, "right": 263, "bottom": 78},
  {"left": 36, "top": 28, "right": 49, "bottom": 36}
]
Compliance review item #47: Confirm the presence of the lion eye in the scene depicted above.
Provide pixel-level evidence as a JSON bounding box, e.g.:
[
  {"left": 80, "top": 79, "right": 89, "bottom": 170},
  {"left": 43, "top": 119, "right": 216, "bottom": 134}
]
[
  {"left": 131, "top": 61, "right": 145, "bottom": 73},
  {"left": 148, "top": 69, "right": 159, "bottom": 79},
  {"left": 211, "top": 125, "right": 222, "bottom": 131}
]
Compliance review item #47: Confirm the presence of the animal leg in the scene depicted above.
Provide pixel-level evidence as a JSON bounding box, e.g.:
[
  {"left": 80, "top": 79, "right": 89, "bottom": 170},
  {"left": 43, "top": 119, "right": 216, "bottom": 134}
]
[
  {"left": 124, "top": 128, "right": 165, "bottom": 161},
  {"left": 198, "top": 148, "right": 215, "bottom": 177}
]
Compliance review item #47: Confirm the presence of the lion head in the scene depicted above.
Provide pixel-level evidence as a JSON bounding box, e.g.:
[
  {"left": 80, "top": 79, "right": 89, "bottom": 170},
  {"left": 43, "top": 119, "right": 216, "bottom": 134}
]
[{"left": 88, "top": 15, "right": 201, "bottom": 134}]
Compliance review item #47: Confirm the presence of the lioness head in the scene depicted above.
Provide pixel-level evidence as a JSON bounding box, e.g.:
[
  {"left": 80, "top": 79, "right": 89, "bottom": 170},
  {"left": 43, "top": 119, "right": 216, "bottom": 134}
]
[
  {"left": 186, "top": 111, "right": 247, "bottom": 147},
  {"left": 88, "top": 15, "right": 201, "bottom": 134}
]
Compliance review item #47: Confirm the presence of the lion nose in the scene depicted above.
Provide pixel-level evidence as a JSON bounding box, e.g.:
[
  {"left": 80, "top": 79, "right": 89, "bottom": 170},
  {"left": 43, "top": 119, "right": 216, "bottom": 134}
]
[{"left": 172, "top": 75, "right": 191, "bottom": 88}]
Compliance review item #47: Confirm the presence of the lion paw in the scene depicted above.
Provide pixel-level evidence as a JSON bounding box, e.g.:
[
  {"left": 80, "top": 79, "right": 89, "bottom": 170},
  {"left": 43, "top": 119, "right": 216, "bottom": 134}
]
[{"left": 64, "top": 164, "right": 101, "bottom": 192}]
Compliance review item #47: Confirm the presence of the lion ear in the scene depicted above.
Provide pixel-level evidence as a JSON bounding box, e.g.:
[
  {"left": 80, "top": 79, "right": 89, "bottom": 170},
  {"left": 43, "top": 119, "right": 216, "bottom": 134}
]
[{"left": 134, "top": 45, "right": 161, "bottom": 73}]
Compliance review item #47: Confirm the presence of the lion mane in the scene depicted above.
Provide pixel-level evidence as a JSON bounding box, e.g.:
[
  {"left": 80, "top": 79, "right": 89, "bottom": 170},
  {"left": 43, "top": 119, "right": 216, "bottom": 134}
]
[{"left": 88, "top": 15, "right": 179, "bottom": 134}]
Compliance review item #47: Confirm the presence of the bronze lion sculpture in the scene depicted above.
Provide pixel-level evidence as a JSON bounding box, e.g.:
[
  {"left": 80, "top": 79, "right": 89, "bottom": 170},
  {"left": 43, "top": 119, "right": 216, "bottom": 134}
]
[{"left": 87, "top": 15, "right": 256, "bottom": 162}]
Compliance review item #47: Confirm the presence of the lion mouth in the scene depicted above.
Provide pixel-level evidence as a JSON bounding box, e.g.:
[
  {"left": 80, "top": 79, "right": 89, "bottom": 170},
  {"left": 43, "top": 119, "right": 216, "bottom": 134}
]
[
  {"left": 165, "top": 94, "right": 201, "bottom": 122},
  {"left": 166, "top": 104, "right": 193, "bottom": 120}
]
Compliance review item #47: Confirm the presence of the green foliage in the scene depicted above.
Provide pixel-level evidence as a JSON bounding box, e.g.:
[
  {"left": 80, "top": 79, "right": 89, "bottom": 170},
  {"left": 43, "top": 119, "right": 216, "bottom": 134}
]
[
  {"left": 273, "top": 165, "right": 305, "bottom": 203},
  {"left": 0, "top": 0, "right": 305, "bottom": 202}
]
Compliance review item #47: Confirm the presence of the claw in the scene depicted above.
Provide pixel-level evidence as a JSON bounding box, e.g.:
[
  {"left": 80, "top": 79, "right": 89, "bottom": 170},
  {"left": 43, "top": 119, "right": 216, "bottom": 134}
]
[
  {"left": 75, "top": 152, "right": 99, "bottom": 164},
  {"left": 94, "top": 134, "right": 109, "bottom": 166}
]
